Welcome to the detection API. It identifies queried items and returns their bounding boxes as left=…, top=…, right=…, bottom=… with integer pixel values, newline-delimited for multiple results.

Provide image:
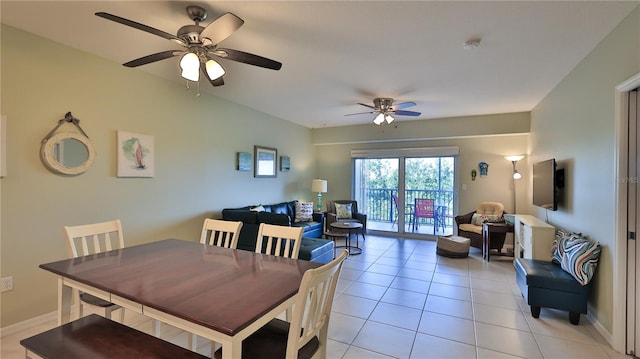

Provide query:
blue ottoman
left=515, top=258, right=590, bottom=325
left=299, top=237, right=334, bottom=264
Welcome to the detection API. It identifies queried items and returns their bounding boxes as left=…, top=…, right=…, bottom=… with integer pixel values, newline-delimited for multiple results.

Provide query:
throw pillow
left=335, top=203, right=353, bottom=219
left=470, top=213, right=502, bottom=226
left=294, top=201, right=314, bottom=223
left=558, top=235, right=601, bottom=286
left=250, top=205, right=265, bottom=212
left=551, top=229, right=581, bottom=264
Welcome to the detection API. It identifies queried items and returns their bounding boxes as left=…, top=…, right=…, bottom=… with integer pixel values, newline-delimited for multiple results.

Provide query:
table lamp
left=311, top=179, right=327, bottom=211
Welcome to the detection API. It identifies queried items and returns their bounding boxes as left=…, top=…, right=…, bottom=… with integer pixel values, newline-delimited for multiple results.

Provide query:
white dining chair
left=214, top=250, right=348, bottom=359
left=255, top=223, right=303, bottom=259
left=63, top=220, right=125, bottom=322
left=200, top=219, right=242, bottom=249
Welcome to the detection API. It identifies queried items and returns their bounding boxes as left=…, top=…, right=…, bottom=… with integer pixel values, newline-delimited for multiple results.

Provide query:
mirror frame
left=41, top=132, right=96, bottom=175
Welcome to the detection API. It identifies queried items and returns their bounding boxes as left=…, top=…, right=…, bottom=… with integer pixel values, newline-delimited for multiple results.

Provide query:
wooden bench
left=20, top=314, right=207, bottom=358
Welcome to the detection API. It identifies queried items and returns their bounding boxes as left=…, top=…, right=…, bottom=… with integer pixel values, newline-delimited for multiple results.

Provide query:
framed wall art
left=254, top=145, right=277, bottom=178
left=117, top=131, right=154, bottom=177
left=237, top=152, right=251, bottom=171
left=280, top=155, right=290, bottom=172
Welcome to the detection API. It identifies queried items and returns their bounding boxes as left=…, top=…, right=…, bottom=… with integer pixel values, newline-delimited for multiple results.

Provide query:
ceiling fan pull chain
left=197, top=81, right=201, bottom=97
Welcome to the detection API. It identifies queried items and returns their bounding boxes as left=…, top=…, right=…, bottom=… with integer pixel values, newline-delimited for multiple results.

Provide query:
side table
left=330, top=222, right=363, bottom=255
left=482, top=223, right=514, bottom=261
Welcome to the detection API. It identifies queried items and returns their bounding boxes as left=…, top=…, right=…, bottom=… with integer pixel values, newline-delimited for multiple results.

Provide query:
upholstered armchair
left=326, top=200, right=367, bottom=240
left=455, top=202, right=506, bottom=251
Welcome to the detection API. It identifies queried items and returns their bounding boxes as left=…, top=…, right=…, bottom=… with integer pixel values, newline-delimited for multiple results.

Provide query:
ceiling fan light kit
left=95, top=5, right=281, bottom=92
left=346, top=97, right=420, bottom=125
left=179, top=52, right=200, bottom=81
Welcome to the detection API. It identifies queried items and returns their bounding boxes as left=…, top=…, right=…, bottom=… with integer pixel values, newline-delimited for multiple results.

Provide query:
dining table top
left=40, top=238, right=321, bottom=336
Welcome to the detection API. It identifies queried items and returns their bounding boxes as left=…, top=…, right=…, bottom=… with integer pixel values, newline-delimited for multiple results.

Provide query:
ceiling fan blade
left=95, top=12, right=186, bottom=46
left=200, top=63, right=225, bottom=87
left=200, top=12, right=244, bottom=45
left=357, top=103, right=376, bottom=109
left=213, top=48, right=282, bottom=70
left=393, top=110, right=421, bottom=116
left=345, top=111, right=376, bottom=116
left=123, top=50, right=183, bottom=67
left=392, top=101, right=416, bottom=110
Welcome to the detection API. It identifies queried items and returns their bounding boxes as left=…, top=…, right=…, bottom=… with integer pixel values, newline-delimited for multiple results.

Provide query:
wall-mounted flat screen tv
left=533, top=158, right=561, bottom=211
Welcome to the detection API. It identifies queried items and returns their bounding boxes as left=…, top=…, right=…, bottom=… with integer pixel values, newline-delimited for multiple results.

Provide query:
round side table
left=330, top=222, right=363, bottom=255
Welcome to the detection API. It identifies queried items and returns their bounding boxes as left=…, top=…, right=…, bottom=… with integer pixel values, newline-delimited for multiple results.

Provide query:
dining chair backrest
left=255, top=223, right=303, bottom=259
left=414, top=198, right=435, bottom=219
left=200, top=219, right=243, bottom=249
left=64, top=219, right=125, bottom=258
left=286, top=250, right=348, bottom=358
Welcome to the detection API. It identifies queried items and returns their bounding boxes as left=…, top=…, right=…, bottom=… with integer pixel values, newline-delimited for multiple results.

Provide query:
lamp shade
left=205, top=59, right=225, bottom=80
left=311, top=179, right=327, bottom=193
left=385, top=114, right=395, bottom=124
left=373, top=113, right=385, bottom=125
left=179, top=52, right=200, bottom=82
left=505, top=155, right=525, bottom=162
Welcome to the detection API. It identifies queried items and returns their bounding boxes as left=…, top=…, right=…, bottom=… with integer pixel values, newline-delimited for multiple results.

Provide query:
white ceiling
left=1, top=1, right=637, bottom=128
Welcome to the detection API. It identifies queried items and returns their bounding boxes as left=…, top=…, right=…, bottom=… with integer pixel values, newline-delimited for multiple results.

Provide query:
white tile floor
left=1, top=235, right=632, bottom=358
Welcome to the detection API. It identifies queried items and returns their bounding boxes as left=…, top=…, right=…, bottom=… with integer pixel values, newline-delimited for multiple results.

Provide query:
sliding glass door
left=353, top=148, right=457, bottom=238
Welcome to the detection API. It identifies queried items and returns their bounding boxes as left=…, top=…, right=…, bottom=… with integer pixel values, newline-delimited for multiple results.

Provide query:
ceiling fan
left=95, top=5, right=282, bottom=88
left=345, top=98, right=421, bottom=125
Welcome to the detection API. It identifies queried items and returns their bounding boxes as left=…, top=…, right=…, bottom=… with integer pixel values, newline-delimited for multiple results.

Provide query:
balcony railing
left=363, top=188, right=454, bottom=234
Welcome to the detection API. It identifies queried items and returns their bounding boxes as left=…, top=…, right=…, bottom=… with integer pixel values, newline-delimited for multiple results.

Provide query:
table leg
left=58, top=278, right=72, bottom=325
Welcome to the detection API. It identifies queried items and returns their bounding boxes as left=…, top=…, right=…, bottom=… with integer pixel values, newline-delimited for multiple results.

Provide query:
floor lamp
left=505, top=155, right=524, bottom=213
left=312, top=179, right=327, bottom=212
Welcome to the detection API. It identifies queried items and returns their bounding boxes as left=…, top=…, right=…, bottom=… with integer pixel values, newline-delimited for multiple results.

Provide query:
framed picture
left=254, top=145, right=277, bottom=178
left=236, top=152, right=251, bottom=171
left=280, top=155, right=290, bottom=172
left=117, top=131, right=154, bottom=177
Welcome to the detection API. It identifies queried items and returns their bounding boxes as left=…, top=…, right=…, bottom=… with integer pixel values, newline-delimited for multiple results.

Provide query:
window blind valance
left=351, top=146, right=459, bottom=158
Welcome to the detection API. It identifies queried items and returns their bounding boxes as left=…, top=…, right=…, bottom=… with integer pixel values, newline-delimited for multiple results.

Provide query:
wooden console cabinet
left=514, top=215, right=555, bottom=261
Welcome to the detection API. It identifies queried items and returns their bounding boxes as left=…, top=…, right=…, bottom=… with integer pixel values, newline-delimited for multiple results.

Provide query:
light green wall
left=312, top=114, right=530, bottom=215
left=0, top=25, right=316, bottom=327
left=529, top=5, right=640, bottom=334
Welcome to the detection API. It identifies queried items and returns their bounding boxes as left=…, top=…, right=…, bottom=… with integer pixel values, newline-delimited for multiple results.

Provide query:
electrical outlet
left=1, top=276, right=13, bottom=292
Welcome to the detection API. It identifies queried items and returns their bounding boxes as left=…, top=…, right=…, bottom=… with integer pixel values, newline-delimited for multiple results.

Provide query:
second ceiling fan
left=346, top=98, right=421, bottom=125
left=95, top=5, right=282, bottom=87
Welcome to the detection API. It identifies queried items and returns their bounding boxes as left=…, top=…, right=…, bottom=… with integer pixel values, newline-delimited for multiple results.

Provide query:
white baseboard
left=586, top=303, right=617, bottom=352
left=0, top=310, right=57, bottom=338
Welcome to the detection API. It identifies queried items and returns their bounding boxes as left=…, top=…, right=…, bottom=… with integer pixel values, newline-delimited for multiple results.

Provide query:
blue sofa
left=221, top=201, right=334, bottom=263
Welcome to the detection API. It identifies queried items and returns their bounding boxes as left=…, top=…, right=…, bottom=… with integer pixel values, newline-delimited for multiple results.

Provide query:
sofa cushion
left=257, top=211, right=291, bottom=226
left=515, top=259, right=589, bottom=295
left=459, top=223, right=483, bottom=234
left=222, top=210, right=257, bottom=224
left=294, top=201, right=314, bottom=223
left=476, top=202, right=504, bottom=216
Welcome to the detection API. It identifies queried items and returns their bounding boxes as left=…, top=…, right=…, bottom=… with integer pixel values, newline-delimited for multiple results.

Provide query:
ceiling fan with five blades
left=345, top=98, right=421, bottom=125
left=95, top=5, right=282, bottom=88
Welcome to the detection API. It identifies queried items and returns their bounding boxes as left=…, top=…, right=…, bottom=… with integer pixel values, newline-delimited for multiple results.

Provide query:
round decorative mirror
left=41, top=132, right=96, bottom=175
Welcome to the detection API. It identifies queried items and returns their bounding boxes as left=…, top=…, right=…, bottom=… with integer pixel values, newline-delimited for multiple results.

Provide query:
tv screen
left=533, top=159, right=558, bottom=211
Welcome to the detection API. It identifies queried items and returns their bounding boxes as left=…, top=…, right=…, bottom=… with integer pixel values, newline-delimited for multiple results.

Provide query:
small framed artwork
left=237, top=152, right=251, bottom=171
left=117, top=131, right=154, bottom=177
left=254, top=145, right=277, bottom=178
left=280, top=156, right=290, bottom=172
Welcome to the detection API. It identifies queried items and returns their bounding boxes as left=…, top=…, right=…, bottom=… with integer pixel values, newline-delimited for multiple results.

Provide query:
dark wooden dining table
left=39, top=238, right=321, bottom=359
